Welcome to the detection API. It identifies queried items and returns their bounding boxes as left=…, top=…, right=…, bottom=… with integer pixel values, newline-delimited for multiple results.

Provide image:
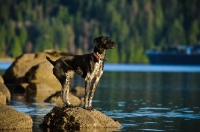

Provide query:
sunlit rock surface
left=0, top=76, right=10, bottom=105
left=40, top=106, right=121, bottom=131
left=3, top=51, right=72, bottom=92
left=0, top=104, right=32, bottom=130
left=0, top=83, right=10, bottom=105
left=0, top=75, right=4, bottom=83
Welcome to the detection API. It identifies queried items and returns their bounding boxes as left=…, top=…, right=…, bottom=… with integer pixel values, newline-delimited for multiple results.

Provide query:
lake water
left=1, top=62, right=200, bottom=131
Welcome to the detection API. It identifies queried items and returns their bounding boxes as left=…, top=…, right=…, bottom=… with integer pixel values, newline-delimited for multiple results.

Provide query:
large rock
left=40, top=106, right=121, bottom=131
left=25, top=83, right=56, bottom=103
left=44, top=91, right=81, bottom=106
left=3, top=53, right=43, bottom=84
left=24, top=62, right=61, bottom=91
left=0, top=103, right=32, bottom=130
left=2, top=51, right=72, bottom=92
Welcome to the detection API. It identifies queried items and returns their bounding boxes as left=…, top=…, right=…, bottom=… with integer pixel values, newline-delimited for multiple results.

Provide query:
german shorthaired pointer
left=46, top=36, right=116, bottom=110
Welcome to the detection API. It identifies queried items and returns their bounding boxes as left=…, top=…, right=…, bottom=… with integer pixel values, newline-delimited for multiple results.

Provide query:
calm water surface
left=1, top=64, right=200, bottom=131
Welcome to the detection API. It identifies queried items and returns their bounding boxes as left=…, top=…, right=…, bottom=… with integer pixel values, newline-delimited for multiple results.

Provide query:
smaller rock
left=0, top=104, right=32, bottom=130
left=40, top=106, right=121, bottom=131
left=0, top=83, right=11, bottom=104
left=44, top=91, right=81, bottom=106
left=0, top=92, right=6, bottom=105
left=0, top=75, right=4, bottom=83
left=70, top=86, right=85, bottom=98
left=19, top=83, right=29, bottom=90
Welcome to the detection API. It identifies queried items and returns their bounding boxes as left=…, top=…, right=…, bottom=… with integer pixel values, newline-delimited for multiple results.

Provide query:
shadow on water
left=1, top=69, right=200, bottom=131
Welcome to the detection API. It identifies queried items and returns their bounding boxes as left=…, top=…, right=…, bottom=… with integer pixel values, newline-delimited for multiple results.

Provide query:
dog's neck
left=93, top=47, right=107, bottom=61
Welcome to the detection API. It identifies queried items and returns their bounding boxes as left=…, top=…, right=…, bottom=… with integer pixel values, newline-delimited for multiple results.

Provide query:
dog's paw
left=84, top=106, right=94, bottom=111
left=65, top=104, right=75, bottom=108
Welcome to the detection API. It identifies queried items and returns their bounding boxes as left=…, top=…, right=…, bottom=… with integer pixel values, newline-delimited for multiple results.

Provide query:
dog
left=46, top=36, right=116, bottom=110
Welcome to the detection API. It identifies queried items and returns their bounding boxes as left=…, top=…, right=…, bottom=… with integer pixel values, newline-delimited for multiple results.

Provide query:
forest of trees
left=0, top=0, right=200, bottom=63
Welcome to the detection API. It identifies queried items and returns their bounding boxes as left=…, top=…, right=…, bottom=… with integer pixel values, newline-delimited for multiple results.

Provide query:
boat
left=146, top=45, right=200, bottom=65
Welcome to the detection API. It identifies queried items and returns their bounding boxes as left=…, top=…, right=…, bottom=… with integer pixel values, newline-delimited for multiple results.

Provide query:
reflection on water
left=8, top=72, right=200, bottom=131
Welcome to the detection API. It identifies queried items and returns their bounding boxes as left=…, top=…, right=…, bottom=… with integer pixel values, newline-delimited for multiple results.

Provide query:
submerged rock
left=40, top=106, right=121, bottom=131
left=0, top=104, right=32, bottom=130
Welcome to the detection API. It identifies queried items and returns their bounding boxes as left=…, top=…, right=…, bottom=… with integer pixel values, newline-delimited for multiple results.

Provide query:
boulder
left=0, top=92, right=6, bottom=105
left=2, top=51, right=72, bottom=92
left=0, top=83, right=11, bottom=104
left=40, top=106, right=121, bottom=131
left=24, top=62, right=61, bottom=91
left=3, top=53, right=41, bottom=84
left=25, top=83, right=56, bottom=103
left=0, top=103, right=32, bottom=130
left=0, top=75, right=4, bottom=83
left=44, top=91, right=81, bottom=106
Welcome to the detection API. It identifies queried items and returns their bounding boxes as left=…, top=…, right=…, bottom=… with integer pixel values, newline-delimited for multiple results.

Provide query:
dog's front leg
left=88, top=71, right=103, bottom=108
left=61, top=72, right=72, bottom=107
left=84, top=73, right=93, bottom=110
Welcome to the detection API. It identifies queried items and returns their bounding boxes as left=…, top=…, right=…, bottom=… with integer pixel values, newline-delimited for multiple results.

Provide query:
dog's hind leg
left=60, top=71, right=72, bottom=106
left=53, top=66, right=72, bottom=106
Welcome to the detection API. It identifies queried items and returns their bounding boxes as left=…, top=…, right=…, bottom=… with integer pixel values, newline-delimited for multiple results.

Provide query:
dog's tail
left=46, top=56, right=55, bottom=66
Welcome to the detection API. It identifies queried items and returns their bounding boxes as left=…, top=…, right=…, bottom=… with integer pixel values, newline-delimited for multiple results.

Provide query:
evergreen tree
left=34, top=22, right=54, bottom=52
left=19, top=27, right=28, bottom=48
left=189, top=20, right=200, bottom=45
left=0, top=0, right=200, bottom=63
left=65, top=24, right=75, bottom=53
left=0, top=25, right=6, bottom=56
left=11, top=36, right=22, bottom=58
left=106, top=34, right=119, bottom=63
left=51, top=18, right=67, bottom=51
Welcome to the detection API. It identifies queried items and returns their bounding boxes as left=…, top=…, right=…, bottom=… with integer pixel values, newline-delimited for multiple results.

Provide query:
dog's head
left=93, top=36, right=116, bottom=50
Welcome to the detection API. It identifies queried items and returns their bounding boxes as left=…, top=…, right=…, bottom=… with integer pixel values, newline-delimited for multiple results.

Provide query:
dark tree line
left=0, top=0, right=200, bottom=63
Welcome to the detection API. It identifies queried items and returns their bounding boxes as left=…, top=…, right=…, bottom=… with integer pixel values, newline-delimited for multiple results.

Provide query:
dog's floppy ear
left=101, top=36, right=107, bottom=44
left=93, top=37, right=101, bottom=48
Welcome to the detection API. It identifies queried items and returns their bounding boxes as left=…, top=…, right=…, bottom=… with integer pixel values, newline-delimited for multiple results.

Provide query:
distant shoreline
left=0, top=58, right=14, bottom=62
left=1, top=61, right=200, bottom=72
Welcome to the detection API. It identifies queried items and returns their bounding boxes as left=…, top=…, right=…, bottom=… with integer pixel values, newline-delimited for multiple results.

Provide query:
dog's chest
left=93, top=61, right=103, bottom=75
